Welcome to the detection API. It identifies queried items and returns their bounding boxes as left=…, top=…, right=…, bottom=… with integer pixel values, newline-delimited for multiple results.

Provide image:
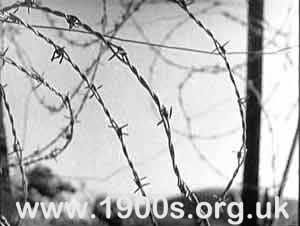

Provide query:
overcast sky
left=1, top=0, right=298, bottom=199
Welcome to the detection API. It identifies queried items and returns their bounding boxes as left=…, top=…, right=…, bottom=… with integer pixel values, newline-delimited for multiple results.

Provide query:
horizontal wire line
left=15, top=24, right=300, bottom=56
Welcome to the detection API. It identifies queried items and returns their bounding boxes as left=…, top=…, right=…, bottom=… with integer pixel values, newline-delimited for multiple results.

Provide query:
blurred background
left=0, top=0, right=298, bottom=202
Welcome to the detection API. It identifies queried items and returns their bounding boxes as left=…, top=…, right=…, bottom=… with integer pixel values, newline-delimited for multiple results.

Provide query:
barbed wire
left=0, top=1, right=278, bottom=226
left=1, top=2, right=217, bottom=225
left=0, top=5, right=160, bottom=226
left=0, top=53, right=74, bottom=166
left=7, top=23, right=298, bottom=56
left=0, top=1, right=296, bottom=226
left=0, top=83, right=26, bottom=226
left=171, top=0, right=247, bottom=204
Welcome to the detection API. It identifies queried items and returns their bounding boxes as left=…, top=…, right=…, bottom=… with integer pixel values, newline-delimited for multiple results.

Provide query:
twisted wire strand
left=0, top=9, right=159, bottom=226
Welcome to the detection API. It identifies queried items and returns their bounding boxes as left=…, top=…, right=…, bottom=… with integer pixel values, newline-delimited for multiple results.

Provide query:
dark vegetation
left=0, top=1, right=298, bottom=226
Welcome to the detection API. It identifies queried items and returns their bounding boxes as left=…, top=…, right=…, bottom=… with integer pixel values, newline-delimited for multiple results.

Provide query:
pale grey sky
left=2, top=0, right=298, bottom=199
